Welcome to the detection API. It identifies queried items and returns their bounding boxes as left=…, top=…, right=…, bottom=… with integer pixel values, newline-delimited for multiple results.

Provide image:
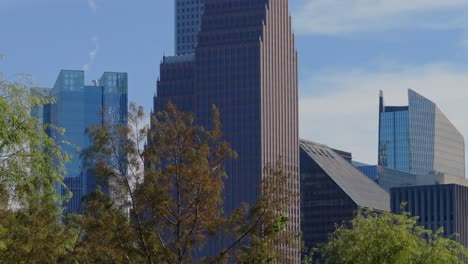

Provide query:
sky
left=1, top=0, right=468, bottom=169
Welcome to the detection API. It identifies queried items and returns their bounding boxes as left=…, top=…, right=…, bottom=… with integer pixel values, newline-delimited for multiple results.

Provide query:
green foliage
left=0, top=74, right=75, bottom=263
left=80, top=103, right=299, bottom=263
left=0, top=70, right=298, bottom=263
left=309, top=209, right=468, bottom=264
left=221, top=162, right=300, bottom=264
left=65, top=188, right=146, bottom=263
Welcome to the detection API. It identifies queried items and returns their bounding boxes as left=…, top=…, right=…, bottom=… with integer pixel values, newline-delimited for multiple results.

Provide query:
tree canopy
left=0, top=73, right=298, bottom=263
left=77, top=102, right=299, bottom=263
left=0, top=73, right=77, bottom=262
left=306, top=209, right=468, bottom=264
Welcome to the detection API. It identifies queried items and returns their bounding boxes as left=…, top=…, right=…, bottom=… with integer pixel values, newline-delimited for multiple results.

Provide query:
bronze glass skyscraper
left=154, top=1, right=299, bottom=261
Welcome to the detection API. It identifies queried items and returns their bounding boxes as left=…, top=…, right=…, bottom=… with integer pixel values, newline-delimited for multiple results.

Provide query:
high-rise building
left=391, top=184, right=468, bottom=249
left=155, top=0, right=300, bottom=261
left=34, top=70, right=128, bottom=213
left=300, top=140, right=390, bottom=252
left=379, top=89, right=465, bottom=178
left=174, top=0, right=204, bottom=55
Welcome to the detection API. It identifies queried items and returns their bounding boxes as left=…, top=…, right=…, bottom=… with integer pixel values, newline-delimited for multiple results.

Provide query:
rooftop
left=300, top=139, right=390, bottom=211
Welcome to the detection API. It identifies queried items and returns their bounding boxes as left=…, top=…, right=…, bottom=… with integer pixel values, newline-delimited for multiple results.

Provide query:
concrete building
left=392, top=184, right=468, bottom=249
left=355, top=164, right=468, bottom=192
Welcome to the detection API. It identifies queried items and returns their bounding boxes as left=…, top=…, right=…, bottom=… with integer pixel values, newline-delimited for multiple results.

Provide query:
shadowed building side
left=152, top=0, right=300, bottom=262
left=300, top=139, right=390, bottom=251
left=391, top=184, right=468, bottom=251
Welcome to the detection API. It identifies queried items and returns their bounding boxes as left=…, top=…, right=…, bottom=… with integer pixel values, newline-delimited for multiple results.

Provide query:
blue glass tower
left=36, top=70, right=128, bottom=213
left=378, top=91, right=410, bottom=172
left=378, top=89, right=465, bottom=178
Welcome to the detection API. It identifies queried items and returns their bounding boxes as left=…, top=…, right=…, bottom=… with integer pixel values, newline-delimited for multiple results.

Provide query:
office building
left=379, top=167, right=468, bottom=192
left=354, top=163, right=468, bottom=192
left=175, top=0, right=204, bottom=55
left=379, top=89, right=465, bottom=178
left=354, top=163, right=379, bottom=182
left=34, top=70, right=128, bottom=213
left=154, top=0, right=300, bottom=261
left=300, top=140, right=390, bottom=251
left=391, top=184, right=468, bottom=249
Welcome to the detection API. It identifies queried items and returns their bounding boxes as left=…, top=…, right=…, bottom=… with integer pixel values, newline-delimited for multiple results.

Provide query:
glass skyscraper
left=35, top=70, right=128, bottom=213
left=174, top=0, right=204, bottom=55
left=154, top=0, right=300, bottom=261
left=378, top=89, right=465, bottom=178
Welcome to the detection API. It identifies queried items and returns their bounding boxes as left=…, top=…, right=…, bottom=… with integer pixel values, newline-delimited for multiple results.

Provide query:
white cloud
left=87, top=0, right=97, bottom=14
left=82, top=36, right=99, bottom=73
left=292, top=0, right=468, bottom=35
left=299, top=63, right=468, bottom=173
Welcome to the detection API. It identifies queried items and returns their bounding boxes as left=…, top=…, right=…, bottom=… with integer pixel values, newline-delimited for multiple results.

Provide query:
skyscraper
left=154, top=0, right=300, bottom=261
left=174, top=0, right=204, bottom=55
left=35, top=70, right=128, bottom=213
left=379, top=89, right=465, bottom=178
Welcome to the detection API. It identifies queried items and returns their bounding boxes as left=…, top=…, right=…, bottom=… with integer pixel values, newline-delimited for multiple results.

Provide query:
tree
left=80, top=102, right=299, bottom=263
left=0, top=71, right=78, bottom=263
left=216, top=163, right=299, bottom=264
left=64, top=188, right=145, bottom=264
left=310, top=209, right=468, bottom=264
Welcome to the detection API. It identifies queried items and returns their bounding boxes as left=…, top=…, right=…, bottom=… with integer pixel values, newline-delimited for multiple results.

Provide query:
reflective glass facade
left=154, top=0, right=300, bottom=261
left=379, top=109, right=410, bottom=172
left=36, top=70, right=128, bottom=213
left=379, top=89, right=465, bottom=178
left=408, top=90, right=436, bottom=175
left=356, top=165, right=379, bottom=182
left=175, top=0, right=204, bottom=55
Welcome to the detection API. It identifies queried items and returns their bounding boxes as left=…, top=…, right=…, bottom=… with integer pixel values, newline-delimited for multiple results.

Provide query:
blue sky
left=2, top=0, right=468, bottom=168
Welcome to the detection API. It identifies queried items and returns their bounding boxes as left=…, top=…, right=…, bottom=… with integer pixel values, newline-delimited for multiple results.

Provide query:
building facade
left=391, top=184, right=468, bottom=249
left=379, top=89, right=465, bottom=178
left=355, top=164, right=379, bottom=182
left=35, top=70, right=128, bottom=213
left=300, top=140, right=390, bottom=252
left=155, top=0, right=300, bottom=261
left=354, top=162, right=468, bottom=192
left=174, top=0, right=204, bottom=55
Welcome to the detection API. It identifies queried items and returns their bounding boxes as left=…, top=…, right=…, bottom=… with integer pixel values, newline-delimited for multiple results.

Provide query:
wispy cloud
left=82, top=36, right=99, bottom=73
left=87, top=0, right=97, bottom=14
left=299, top=63, right=468, bottom=171
left=292, top=0, right=468, bottom=35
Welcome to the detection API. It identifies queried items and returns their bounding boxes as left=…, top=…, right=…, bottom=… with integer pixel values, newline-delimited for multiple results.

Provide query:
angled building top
left=300, top=139, right=390, bottom=211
